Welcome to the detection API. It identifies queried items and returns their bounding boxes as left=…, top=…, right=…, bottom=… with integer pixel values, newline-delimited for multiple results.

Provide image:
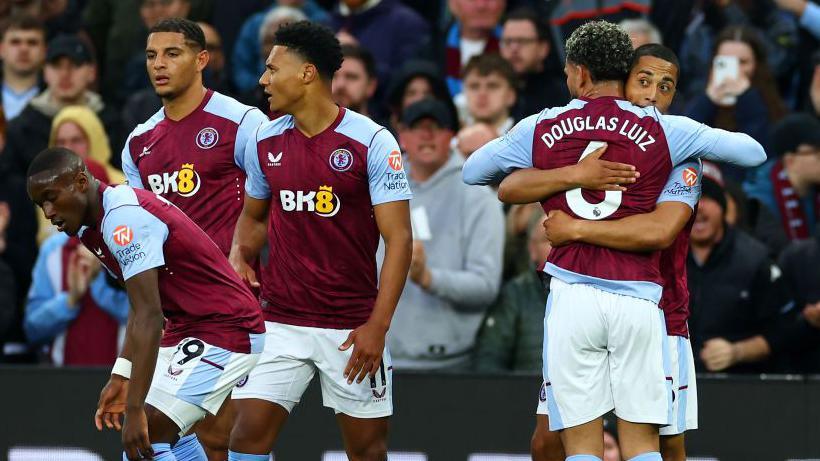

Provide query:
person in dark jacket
left=329, top=0, right=430, bottom=101
left=500, top=7, right=569, bottom=121
left=688, top=171, right=794, bottom=374
left=474, top=213, right=549, bottom=372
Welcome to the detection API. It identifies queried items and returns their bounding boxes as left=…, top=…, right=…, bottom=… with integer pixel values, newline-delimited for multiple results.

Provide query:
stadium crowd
left=0, top=0, right=819, bottom=380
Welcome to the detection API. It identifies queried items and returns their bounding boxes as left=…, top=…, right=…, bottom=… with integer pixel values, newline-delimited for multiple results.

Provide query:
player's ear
left=196, top=48, right=209, bottom=72
left=301, top=63, right=317, bottom=84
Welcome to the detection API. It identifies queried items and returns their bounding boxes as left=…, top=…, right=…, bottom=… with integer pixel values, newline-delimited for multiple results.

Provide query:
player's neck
left=581, top=81, right=624, bottom=99
left=85, top=179, right=102, bottom=227
left=163, top=85, right=207, bottom=121
left=290, top=97, right=340, bottom=138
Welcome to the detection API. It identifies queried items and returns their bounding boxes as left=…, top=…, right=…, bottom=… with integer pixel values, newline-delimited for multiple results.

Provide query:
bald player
left=27, top=148, right=265, bottom=461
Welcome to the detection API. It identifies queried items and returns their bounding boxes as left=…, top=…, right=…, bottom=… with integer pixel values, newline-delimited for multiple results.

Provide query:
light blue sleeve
left=23, top=237, right=79, bottom=344
left=101, top=206, right=168, bottom=281
left=241, top=125, right=271, bottom=199
left=657, top=160, right=702, bottom=210
left=659, top=114, right=767, bottom=167
left=234, top=108, right=269, bottom=170
left=800, top=1, right=820, bottom=39
left=120, top=134, right=144, bottom=189
left=462, top=114, right=537, bottom=185
left=367, top=128, right=413, bottom=205
left=88, top=274, right=130, bottom=324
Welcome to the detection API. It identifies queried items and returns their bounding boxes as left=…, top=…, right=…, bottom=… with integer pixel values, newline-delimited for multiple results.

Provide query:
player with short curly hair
left=465, top=20, right=766, bottom=461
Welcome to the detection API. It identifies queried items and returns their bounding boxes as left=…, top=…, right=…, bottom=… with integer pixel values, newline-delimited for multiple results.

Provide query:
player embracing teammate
left=464, top=21, right=766, bottom=461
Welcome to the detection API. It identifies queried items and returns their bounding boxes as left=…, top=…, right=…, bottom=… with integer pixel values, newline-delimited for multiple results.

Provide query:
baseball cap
left=401, top=98, right=455, bottom=131
left=46, top=35, right=93, bottom=65
left=769, top=113, right=820, bottom=158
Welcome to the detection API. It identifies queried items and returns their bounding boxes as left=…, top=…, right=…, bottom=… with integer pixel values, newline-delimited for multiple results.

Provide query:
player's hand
left=542, top=210, right=581, bottom=247
left=339, top=320, right=388, bottom=385
left=229, top=253, right=260, bottom=288
left=95, top=375, right=128, bottom=431
left=802, top=302, right=820, bottom=329
left=122, top=406, right=152, bottom=460
left=569, top=144, right=638, bottom=192
left=700, top=338, right=737, bottom=371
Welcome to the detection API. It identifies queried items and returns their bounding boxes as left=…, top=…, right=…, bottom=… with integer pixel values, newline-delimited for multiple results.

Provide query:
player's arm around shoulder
left=660, top=113, right=767, bottom=167
left=462, top=114, right=538, bottom=186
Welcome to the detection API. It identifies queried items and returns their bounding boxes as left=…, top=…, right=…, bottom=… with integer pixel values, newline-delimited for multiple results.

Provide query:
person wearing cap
left=744, top=113, right=820, bottom=241
left=379, top=97, right=504, bottom=370
left=2, top=34, right=124, bottom=181
left=687, top=166, right=794, bottom=373
left=385, top=59, right=458, bottom=135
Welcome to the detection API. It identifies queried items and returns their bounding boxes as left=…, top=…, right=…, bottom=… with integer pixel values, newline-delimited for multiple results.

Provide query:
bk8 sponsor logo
left=280, top=185, right=340, bottom=217
left=147, top=163, right=201, bottom=197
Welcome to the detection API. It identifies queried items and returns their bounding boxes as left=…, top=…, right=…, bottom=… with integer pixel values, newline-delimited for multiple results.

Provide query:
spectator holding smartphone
left=685, top=25, right=787, bottom=180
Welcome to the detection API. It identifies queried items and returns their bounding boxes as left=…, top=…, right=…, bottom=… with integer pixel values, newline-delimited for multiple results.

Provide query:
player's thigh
left=231, top=322, right=317, bottom=412
left=543, top=279, right=610, bottom=431
left=314, top=327, right=393, bottom=419
left=147, top=338, right=260, bottom=437
left=660, top=433, right=686, bottom=461
left=531, top=414, right=564, bottom=461
left=607, top=298, right=671, bottom=426
left=560, top=417, right=604, bottom=458
left=193, top=397, right=234, bottom=453
left=230, top=397, right=290, bottom=453
left=335, top=413, right=389, bottom=458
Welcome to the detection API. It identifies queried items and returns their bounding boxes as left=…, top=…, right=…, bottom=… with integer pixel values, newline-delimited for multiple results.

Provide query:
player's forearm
left=370, top=229, right=412, bottom=330
left=230, top=213, right=268, bottom=263
left=497, top=167, right=578, bottom=204
left=125, top=307, right=162, bottom=411
left=732, top=335, right=771, bottom=364
left=573, top=216, right=677, bottom=251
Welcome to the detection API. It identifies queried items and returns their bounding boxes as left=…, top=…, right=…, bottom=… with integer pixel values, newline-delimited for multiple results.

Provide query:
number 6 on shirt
left=565, top=141, right=622, bottom=220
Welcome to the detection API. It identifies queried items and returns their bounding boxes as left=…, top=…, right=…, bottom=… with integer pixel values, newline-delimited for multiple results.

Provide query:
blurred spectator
left=208, top=0, right=271, bottom=75
left=1, top=15, right=46, bottom=121
left=685, top=25, right=787, bottom=180
left=460, top=55, right=516, bottom=129
left=2, top=34, right=124, bottom=179
left=744, top=114, right=820, bottom=242
left=500, top=8, right=568, bottom=121
left=197, top=22, right=231, bottom=94
left=385, top=59, right=458, bottom=134
left=329, top=0, right=430, bottom=102
left=810, top=51, right=820, bottom=116
left=231, top=2, right=322, bottom=94
left=332, top=44, right=379, bottom=120
left=6, top=0, right=82, bottom=39
left=723, top=177, right=789, bottom=259
left=678, top=1, right=799, bottom=104
left=36, top=105, right=126, bottom=243
left=619, top=17, right=662, bottom=48
left=431, top=0, right=504, bottom=98
left=688, top=172, right=793, bottom=373
left=775, top=0, right=820, bottom=39
left=777, top=223, right=820, bottom=372
left=385, top=98, right=504, bottom=369
left=24, top=235, right=128, bottom=366
left=473, top=213, right=548, bottom=372
left=0, top=202, right=17, bottom=361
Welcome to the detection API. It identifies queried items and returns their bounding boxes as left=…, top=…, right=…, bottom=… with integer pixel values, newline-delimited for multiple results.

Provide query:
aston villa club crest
left=196, top=127, right=219, bottom=149
left=329, top=148, right=353, bottom=172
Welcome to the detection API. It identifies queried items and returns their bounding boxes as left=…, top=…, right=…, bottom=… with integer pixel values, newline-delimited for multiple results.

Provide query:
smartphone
left=712, top=55, right=740, bottom=105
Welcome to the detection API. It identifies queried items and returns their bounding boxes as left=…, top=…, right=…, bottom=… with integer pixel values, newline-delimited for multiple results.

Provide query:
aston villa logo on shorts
left=682, top=167, right=698, bottom=187
left=196, top=127, right=219, bottom=149
left=329, top=148, right=353, bottom=172
left=235, top=375, right=249, bottom=388
left=112, top=225, right=133, bottom=246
